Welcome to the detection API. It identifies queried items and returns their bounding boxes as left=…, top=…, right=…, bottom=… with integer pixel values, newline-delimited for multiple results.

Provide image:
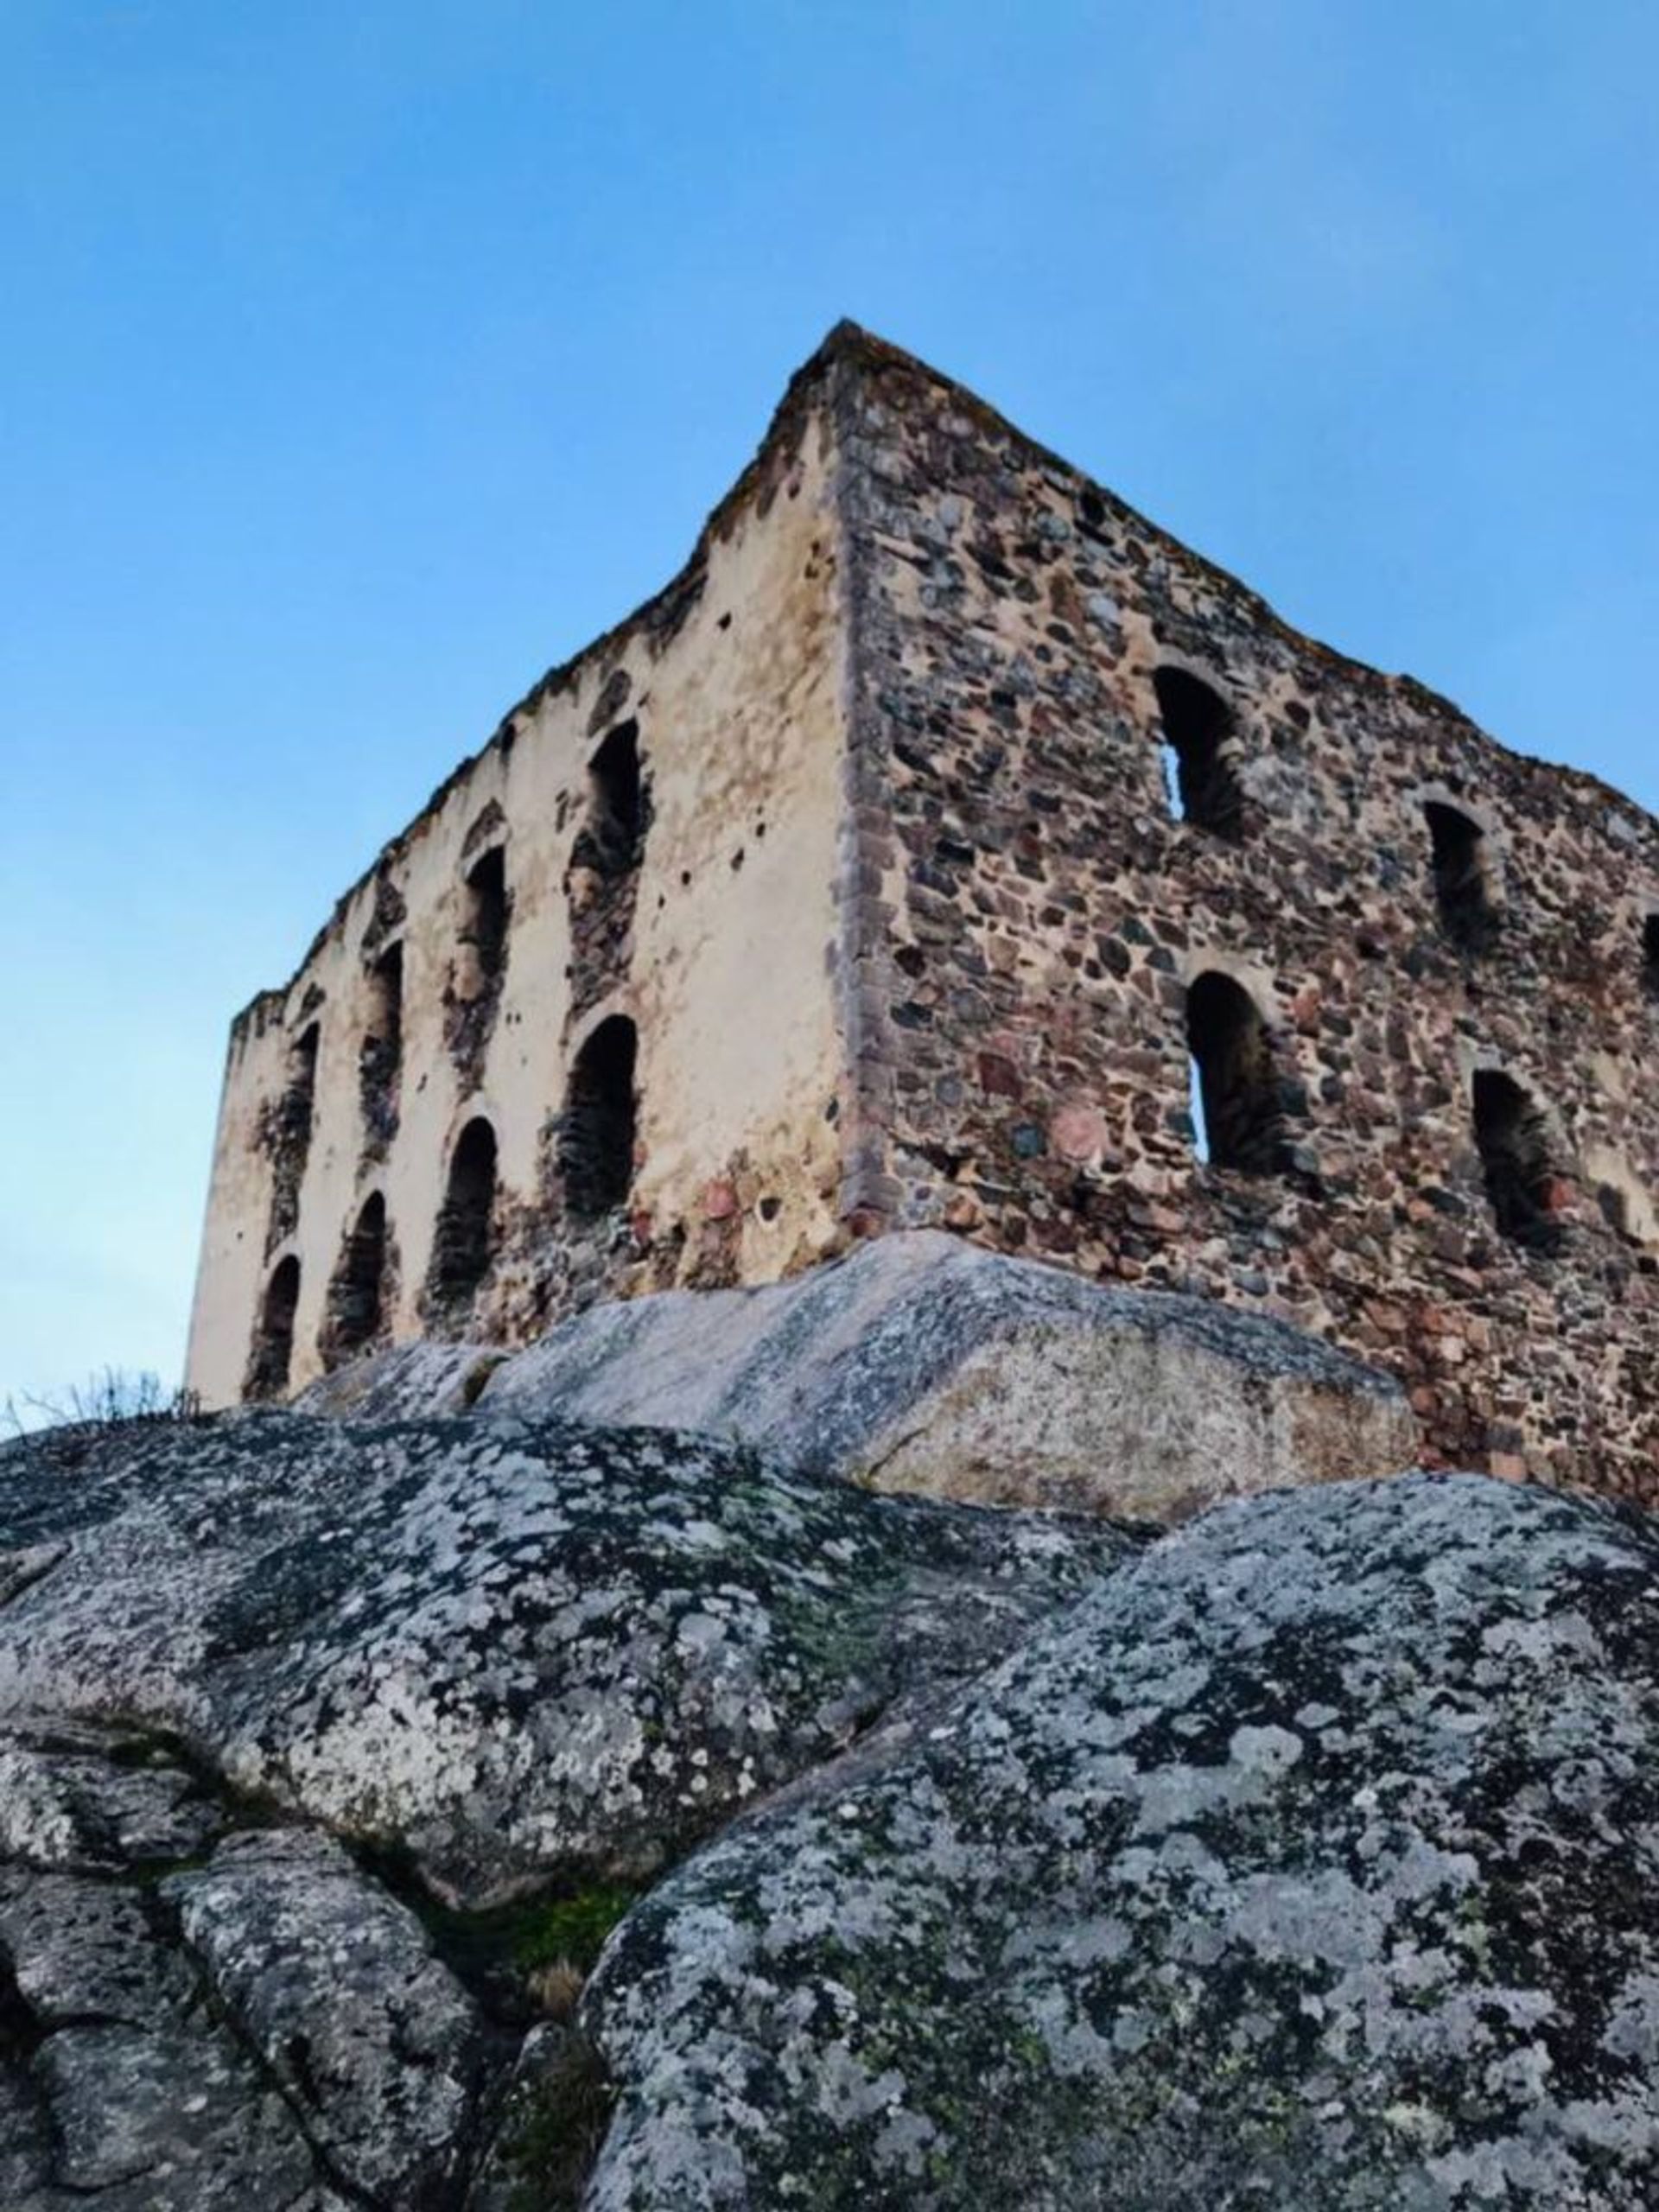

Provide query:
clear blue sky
left=3, top=2, right=1656, bottom=1407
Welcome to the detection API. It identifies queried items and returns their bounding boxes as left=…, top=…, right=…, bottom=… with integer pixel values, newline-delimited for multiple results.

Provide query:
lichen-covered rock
left=0, top=1412, right=1132, bottom=1903
left=0, top=1872, right=196, bottom=2025
left=0, top=1408, right=1131, bottom=2208
left=468, top=1231, right=1415, bottom=1521
left=0, top=1719, right=226, bottom=1872
left=296, top=1340, right=500, bottom=1423
left=0, top=1724, right=341, bottom=2211
left=35, top=2021, right=320, bottom=2208
left=0, top=2069, right=51, bottom=2208
left=162, top=1829, right=489, bottom=2205
left=6, top=1389, right=1655, bottom=2209
left=582, top=1473, right=1659, bottom=2209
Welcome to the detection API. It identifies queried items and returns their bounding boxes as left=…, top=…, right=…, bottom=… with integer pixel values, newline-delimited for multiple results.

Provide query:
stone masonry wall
left=833, top=337, right=1659, bottom=1502
left=190, top=323, right=1659, bottom=1500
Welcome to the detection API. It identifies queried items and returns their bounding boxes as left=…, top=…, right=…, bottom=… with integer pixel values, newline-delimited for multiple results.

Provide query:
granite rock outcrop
left=2, top=1291, right=1653, bottom=2207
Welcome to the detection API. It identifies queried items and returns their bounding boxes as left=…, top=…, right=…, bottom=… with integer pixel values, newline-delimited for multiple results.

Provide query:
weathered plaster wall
left=834, top=338, right=1659, bottom=1500
left=187, top=376, right=849, bottom=1408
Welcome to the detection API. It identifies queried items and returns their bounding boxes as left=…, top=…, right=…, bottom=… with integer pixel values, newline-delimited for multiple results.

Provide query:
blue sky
left=3, top=2, right=1656, bottom=1406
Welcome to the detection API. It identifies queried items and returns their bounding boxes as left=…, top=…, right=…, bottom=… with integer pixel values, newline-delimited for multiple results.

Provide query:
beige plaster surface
left=188, top=397, right=849, bottom=1407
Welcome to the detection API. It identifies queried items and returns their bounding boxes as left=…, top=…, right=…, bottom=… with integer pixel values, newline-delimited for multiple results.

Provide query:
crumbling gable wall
left=830, top=335, right=1659, bottom=1499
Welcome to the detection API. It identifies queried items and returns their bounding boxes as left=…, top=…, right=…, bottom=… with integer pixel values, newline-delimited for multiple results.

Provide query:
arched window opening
left=461, top=848, right=508, bottom=984
left=446, top=843, right=510, bottom=1082
left=359, top=944, right=404, bottom=1141
left=1185, top=972, right=1287, bottom=1175
left=585, top=721, right=645, bottom=876
left=322, top=1193, right=388, bottom=1366
left=560, top=1016, right=639, bottom=1220
left=1643, top=912, right=1659, bottom=997
left=1472, top=1070, right=1561, bottom=1252
left=429, top=1119, right=498, bottom=1304
left=1425, top=803, right=1497, bottom=950
left=1153, top=668, right=1245, bottom=841
left=246, top=1256, right=301, bottom=1402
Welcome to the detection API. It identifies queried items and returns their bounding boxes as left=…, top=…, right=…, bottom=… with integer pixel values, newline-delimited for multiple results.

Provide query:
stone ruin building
left=187, top=322, right=1659, bottom=1502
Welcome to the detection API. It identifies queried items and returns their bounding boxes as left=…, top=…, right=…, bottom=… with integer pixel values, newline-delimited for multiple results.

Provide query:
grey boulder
left=461, top=1231, right=1414, bottom=1522
left=162, top=1828, right=488, bottom=2204
left=296, top=1339, right=500, bottom=1422
left=0, top=1724, right=353, bottom=2212
left=581, top=1472, right=1659, bottom=2210
left=0, top=1412, right=1132, bottom=1904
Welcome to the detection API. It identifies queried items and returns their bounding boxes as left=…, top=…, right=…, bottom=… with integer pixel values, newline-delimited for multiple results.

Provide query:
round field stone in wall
left=1051, top=1105, right=1109, bottom=1165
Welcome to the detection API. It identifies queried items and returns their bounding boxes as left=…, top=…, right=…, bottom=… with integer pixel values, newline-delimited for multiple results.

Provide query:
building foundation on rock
left=187, top=324, right=1659, bottom=1503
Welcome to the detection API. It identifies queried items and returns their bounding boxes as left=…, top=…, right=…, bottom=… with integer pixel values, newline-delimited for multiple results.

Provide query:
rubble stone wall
left=836, top=340, right=1659, bottom=1498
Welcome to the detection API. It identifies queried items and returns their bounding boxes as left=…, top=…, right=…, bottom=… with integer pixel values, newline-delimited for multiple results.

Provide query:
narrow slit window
left=1424, top=803, right=1497, bottom=950
left=586, top=721, right=645, bottom=876
left=1153, top=668, right=1245, bottom=841
left=323, top=1193, right=388, bottom=1364
left=265, top=1020, right=321, bottom=1252
left=560, top=1015, right=639, bottom=1220
left=1643, top=912, right=1659, bottom=997
left=1160, top=742, right=1185, bottom=821
left=462, top=848, right=508, bottom=982
left=1472, top=1070, right=1561, bottom=1252
left=359, top=944, right=404, bottom=1139
left=1186, top=1052, right=1211, bottom=1165
left=246, top=1255, right=301, bottom=1402
left=365, top=944, right=403, bottom=1066
left=1185, top=971, right=1286, bottom=1174
left=429, top=1118, right=498, bottom=1303
left=283, top=1022, right=320, bottom=1141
